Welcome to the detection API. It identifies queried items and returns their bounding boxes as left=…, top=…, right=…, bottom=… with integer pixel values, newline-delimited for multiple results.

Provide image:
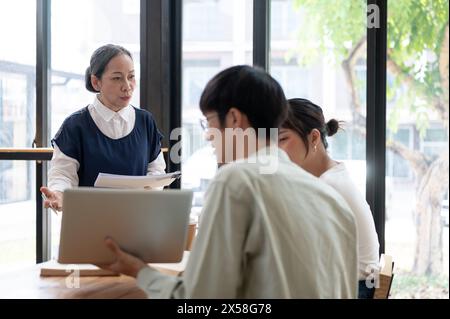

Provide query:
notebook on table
left=39, top=260, right=118, bottom=277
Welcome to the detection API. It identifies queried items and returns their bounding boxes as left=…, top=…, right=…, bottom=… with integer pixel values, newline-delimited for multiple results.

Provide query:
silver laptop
left=58, top=188, right=193, bottom=264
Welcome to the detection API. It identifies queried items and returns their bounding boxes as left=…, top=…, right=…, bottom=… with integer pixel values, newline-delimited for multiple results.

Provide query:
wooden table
left=0, top=264, right=145, bottom=299
left=0, top=253, right=188, bottom=299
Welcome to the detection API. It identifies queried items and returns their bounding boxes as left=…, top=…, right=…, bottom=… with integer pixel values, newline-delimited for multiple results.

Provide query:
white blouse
left=48, top=95, right=166, bottom=192
left=320, top=162, right=380, bottom=280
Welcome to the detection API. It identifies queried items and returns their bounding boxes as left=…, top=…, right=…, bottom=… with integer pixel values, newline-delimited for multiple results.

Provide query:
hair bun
left=326, top=119, right=340, bottom=136
left=85, top=66, right=98, bottom=93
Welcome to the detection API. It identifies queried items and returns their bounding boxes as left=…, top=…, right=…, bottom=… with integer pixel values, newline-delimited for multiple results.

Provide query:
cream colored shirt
left=48, top=95, right=166, bottom=192
left=137, top=147, right=358, bottom=298
left=320, top=163, right=380, bottom=280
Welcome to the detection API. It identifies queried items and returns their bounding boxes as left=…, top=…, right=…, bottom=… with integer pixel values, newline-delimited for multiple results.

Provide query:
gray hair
left=85, top=44, right=133, bottom=93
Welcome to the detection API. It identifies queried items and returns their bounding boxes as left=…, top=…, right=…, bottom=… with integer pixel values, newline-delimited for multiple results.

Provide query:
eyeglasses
left=199, top=114, right=220, bottom=131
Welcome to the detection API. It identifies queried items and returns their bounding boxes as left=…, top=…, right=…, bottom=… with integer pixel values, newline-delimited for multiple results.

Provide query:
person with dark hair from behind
left=278, top=98, right=380, bottom=299
left=98, top=65, right=358, bottom=298
left=40, top=44, right=165, bottom=210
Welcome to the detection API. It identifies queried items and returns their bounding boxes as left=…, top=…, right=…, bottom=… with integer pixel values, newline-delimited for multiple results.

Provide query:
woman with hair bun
left=278, top=98, right=379, bottom=299
left=40, top=44, right=165, bottom=211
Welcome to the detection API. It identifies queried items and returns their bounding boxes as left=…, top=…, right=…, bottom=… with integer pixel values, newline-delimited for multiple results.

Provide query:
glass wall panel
left=270, top=0, right=367, bottom=192
left=0, top=0, right=36, bottom=272
left=385, top=0, right=449, bottom=298
left=181, top=0, right=253, bottom=219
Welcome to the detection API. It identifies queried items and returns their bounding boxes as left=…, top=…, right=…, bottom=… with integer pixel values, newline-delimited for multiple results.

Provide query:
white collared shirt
left=137, top=147, right=358, bottom=298
left=48, top=95, right=166, bottom=192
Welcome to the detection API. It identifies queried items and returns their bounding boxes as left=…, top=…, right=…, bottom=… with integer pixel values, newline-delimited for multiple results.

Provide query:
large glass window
left=181, top=0, right=253, bottom=218
left=0, top=162, right=36, bottom=272
left=0, top=0, right=36, bottom=153
left=270, top=0, right=367, bottom=192
left=0, top=0, right=36, bottom=271
left=385, top=0, right=449, bottom=298
left=50, top=0, right=140, bottom=258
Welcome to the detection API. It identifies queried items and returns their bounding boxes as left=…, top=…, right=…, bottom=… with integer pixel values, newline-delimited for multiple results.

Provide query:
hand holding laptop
left=96, top=237, right=148, bottom=278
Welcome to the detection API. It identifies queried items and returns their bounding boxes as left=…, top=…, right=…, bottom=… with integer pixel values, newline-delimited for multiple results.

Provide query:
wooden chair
left=373, top=254, right=395, bottom=299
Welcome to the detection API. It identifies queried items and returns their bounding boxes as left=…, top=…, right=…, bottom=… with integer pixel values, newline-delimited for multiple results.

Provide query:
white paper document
left=94, top=171, right=181, bottom=189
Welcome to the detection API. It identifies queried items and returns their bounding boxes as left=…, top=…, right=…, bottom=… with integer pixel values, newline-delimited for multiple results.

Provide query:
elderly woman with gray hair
left=41, top=44, right=166, bottom=211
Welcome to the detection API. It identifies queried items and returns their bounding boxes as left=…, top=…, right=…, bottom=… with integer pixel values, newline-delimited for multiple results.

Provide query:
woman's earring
left=314, top=144, right=317, bottom=152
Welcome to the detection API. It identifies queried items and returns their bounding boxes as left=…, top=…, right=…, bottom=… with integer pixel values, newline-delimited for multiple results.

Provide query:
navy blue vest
left=52, top=106, right=163, bottom=187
